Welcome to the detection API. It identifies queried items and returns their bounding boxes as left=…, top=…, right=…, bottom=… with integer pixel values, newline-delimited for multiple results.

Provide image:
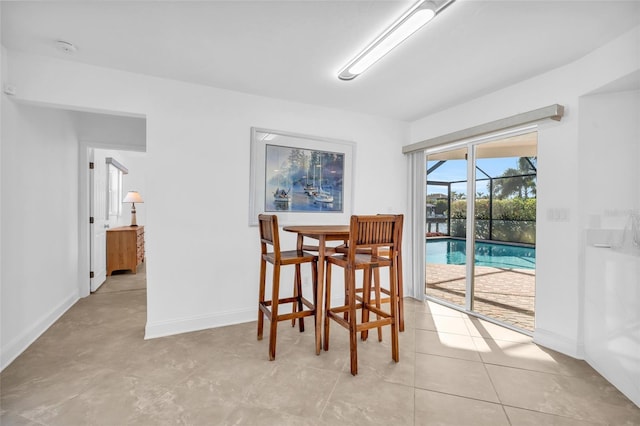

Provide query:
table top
left=107, top=225, right=144, bottom=232
left=283, top=225, right=350, bottom=237
left=283, top=225, right=350, bottom=254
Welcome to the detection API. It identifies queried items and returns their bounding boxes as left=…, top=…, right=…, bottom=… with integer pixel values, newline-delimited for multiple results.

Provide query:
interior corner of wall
left=1, top=291, right=78, bottom=372
left=533, top=327, right=583, bottom=359
left=144, top=307, right=256, bottom=340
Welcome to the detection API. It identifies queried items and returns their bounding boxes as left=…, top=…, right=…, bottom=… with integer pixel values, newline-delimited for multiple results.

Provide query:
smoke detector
left=56, top=40, right=78, bottom=53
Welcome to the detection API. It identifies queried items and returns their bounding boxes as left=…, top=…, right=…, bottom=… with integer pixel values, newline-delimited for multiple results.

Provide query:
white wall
left=0, top=42, right=4, bottom=369
left=143, top=85, right=407, bottom=338
left=0, top=44, right=5, bottom=366
left=579, top=89, right=640, bottom=406
left=579, top=89, right=640, bottom=231
left=0, top=100, right=148, bottom=369
left=410, top=25, right=640, bottom=358
left=2, top=50, right=408, bottom=342
left=73, top=111, right=146, bottom=152
left=0, top=98, right=80, bottom=370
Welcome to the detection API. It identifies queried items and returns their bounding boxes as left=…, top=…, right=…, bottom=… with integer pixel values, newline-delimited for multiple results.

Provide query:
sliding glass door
left=425, top=132, right=537, bottom=332
left=425, top=147, right=467, bottom=310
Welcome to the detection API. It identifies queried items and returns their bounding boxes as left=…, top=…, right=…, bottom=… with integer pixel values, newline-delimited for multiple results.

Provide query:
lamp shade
left=123, top=191, right=144, bottom=203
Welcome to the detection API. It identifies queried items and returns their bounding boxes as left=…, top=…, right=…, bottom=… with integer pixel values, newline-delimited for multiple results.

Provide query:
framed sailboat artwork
left=249, top=127, right=355, bottom=226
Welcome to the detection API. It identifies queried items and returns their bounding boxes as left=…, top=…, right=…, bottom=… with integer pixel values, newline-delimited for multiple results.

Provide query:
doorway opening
left=89, top=148, right=147, bottom=294
left=425, top=130, right=537, bottom=333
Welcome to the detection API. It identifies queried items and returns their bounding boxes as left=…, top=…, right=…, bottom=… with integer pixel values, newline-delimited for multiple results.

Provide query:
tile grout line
left=478, top=344, right=512, bottom=425
left=499, top=403, right=607, bottom=426
left=414, top=386, right=506, bottom=407
left=317, top=369, right=342, bottom=421
left=464, top=314, right=513, bottom=425
left=415, top=350, right=485, bottom=364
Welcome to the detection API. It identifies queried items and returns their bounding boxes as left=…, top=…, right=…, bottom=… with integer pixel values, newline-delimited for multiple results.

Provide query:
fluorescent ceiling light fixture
left=338, top=0, right=454, bottom=81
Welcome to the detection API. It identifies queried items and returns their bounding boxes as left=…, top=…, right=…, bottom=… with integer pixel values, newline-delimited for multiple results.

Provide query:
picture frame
left=249, top=127, right=355, bottom=226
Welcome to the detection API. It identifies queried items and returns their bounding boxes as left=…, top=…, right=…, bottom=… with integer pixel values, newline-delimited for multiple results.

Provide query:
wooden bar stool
left=336, top=214, right=405, bottom=339
left=361, top=214, right=404, bottom=340
left=323, top=214, right=402, bottom=375
left=257, top=214, right=318, bottom=360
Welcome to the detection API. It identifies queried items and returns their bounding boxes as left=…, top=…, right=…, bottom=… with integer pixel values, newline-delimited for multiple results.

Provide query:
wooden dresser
left=106, top=226, right=145, bottom=275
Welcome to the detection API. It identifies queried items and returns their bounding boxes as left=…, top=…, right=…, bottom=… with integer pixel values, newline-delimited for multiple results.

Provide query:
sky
left=427, top=157, right=529, bottom=196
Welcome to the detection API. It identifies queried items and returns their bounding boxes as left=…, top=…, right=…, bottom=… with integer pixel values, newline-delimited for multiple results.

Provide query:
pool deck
left=426, top=263, right=535, bottom=331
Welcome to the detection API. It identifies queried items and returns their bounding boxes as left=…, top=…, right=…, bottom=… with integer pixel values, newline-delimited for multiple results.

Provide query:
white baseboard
left=144, top=306, right=257, bottom=339
left=1, top=292, right=78, bottom=371
left=533, top=328, right=583, bottom=359
left=144, top=295, right=356, bottom=340
left=584, top=352, right=640, bottom=407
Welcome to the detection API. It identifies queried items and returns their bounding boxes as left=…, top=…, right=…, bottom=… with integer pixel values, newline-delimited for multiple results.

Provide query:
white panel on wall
left=579, top=88, right=640, bottom=406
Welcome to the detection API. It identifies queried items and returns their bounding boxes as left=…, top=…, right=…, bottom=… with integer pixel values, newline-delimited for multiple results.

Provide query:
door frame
left=422, top=125, right=538, bottom=335
left=78, top=141, right=145, bottom=298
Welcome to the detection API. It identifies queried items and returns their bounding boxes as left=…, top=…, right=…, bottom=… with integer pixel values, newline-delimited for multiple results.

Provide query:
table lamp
left=123, top=191, right=144, bottom=226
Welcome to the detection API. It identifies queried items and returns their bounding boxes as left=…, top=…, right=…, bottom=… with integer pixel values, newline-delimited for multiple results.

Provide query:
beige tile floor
left=2, top=266, right=639, bottom=425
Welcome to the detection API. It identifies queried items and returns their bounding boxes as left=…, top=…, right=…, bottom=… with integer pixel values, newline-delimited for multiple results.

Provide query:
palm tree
left=492, top=157, right=536, bottom=199
left=493, top=168, right=524, bottom=199
left=450, top=190, right=465, bottom=201
left=519, top=157, right=537, bottom=198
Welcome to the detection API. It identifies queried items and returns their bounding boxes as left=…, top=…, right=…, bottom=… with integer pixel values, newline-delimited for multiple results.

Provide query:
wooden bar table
left=283, top=225, right=350, bottom=355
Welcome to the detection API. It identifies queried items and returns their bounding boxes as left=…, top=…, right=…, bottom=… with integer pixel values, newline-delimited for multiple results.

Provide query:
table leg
left=292, top=235, right=305, bottom=328
left=315, top=236, right=326, bottom=355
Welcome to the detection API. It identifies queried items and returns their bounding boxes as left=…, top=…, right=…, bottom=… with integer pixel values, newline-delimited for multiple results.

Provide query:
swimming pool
left=426, top=238, right=535, bottom=269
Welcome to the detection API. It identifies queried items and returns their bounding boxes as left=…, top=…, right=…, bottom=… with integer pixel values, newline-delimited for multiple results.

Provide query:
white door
left=90, top=151, right=109, bottom=292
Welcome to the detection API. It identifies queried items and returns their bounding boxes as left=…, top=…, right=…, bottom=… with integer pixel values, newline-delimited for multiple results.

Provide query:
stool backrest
left=395, top=214, right=404, bottom=251
left=258, top=214, right=281, bottom=260
left=346, top=214, right=402, bottom=260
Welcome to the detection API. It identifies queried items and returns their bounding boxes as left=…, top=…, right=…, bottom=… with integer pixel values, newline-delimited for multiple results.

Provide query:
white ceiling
left=2, top=1, right=639, bottom=121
